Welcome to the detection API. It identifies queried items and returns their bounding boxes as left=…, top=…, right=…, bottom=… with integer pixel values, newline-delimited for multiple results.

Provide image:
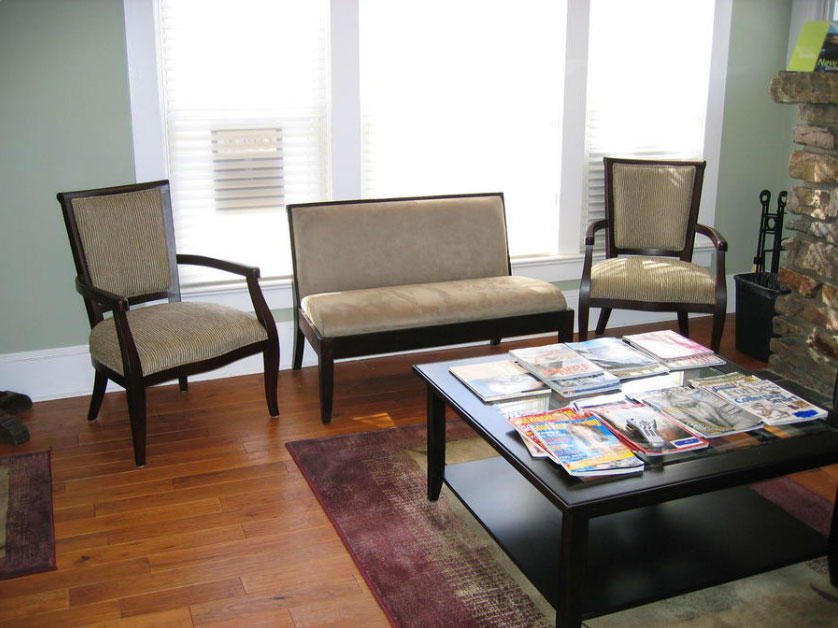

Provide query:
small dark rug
left=0, top=451, right=56, bottom=580
left=288, top=422, right=838, bottom=628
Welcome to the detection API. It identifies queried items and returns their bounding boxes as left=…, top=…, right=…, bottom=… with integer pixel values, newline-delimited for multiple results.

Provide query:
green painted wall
left=716, top=0, right=797, bottom=275
left=0, top=0, right=797, bottom=355
left=0, top=0, right=135, bottom=353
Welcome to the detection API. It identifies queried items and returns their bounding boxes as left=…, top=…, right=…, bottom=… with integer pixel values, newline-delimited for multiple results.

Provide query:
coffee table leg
left=427, top=387, right=446, bottom=501
left=556, top=512, right=588, bottom=628
left=829, top=481, right=838, bottom=585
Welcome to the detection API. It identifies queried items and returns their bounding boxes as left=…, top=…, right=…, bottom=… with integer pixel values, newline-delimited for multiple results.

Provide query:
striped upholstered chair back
left=604, top=158, right=705, bottom=260
left=60, top=181, right=180, bottom=325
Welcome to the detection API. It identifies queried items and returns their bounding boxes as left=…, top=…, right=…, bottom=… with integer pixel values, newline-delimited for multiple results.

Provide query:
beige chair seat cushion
left=590, top=256, right=715, bottom=304
left=302, top=275, right=568, bottom=338
left=90, top=302, right=268, bottom=376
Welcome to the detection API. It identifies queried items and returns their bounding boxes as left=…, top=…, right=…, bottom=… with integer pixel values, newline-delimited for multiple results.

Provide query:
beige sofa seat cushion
left=90, top=302, right=268, bottom=376
left=590, top=256, right=715, bottom=304
left=302, top=275, right=568, bottom=338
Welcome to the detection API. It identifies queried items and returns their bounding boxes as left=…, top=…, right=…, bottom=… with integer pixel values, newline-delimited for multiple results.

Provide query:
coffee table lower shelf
left=444, top=456, right=827, bottom=621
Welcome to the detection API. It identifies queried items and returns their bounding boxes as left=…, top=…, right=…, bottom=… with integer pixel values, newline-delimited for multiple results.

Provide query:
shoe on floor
left=0, top=391, right=32, bottom=414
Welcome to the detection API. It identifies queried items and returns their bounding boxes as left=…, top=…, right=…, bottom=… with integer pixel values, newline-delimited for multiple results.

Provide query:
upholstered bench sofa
left=286, top=193, right=574, bottom=423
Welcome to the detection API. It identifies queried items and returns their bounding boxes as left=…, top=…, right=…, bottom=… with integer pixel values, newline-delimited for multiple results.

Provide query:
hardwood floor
left=1, top=314, right=835, bottom=627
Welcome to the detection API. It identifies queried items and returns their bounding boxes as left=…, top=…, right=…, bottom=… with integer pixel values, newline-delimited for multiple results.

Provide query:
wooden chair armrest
left=585, top=219, right=609, bottom=246
left=75, top=277, right=128, bottom=312
left=176, top=254, right=260, bottom=280
left=695, top=223, right=728, bottom=252
left=177, top=254, right=278, bottom=342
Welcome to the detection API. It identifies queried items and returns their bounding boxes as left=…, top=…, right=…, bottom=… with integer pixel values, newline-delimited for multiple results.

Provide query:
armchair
left=578, top=158, right=727, bottom=351
left=57, top=180, right=279, bottom=466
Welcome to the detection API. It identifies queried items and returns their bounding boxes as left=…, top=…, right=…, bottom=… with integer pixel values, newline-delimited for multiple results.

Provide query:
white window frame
left=123, top=0, right=731, bottom=298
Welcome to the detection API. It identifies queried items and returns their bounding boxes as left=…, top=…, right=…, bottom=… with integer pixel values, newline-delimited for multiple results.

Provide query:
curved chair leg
left=710, top=308, right=725, bottom=353
left=178, top=376, right=188, bottom=392
left=292, top=327, right=305, bottom=370
left=677, top=312, right=690, bottom=338
left=595, top=308, right=612, bottom=336
left=318, top=342, right=335, bottom=425
left=125, top=385, right=147, bottom=467
left=263, top=342, right=279, bottom=417
left=88, top=371, right=108, bottom=422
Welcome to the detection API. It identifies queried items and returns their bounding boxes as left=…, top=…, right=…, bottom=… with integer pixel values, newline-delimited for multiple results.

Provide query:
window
left=582, top=0, right=716, bottom=249
left=359, top=0, right=566, bottom=258
left=210, top=126, right=285, bottom=212
left=156, top=0, right=329, bottom=284
left=126, top=0, right=728, bottom=287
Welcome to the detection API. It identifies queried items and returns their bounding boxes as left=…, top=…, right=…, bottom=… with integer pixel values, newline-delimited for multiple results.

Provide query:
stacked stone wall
left=768, top=72, right=838, bottom=398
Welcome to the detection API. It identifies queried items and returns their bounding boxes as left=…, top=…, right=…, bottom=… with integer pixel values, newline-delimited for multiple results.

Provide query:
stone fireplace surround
left=768, top=71, right=838, bottom=401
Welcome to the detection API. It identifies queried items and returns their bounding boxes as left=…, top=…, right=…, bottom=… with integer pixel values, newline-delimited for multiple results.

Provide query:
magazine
left=567, top=337, right=669, bottom=380
left=506, top=414, right=553, bottom=458
left=509, top=408, right=644, bottom=477
left=589, top=401, right=708, bottom=455
left=690, top=372, right=828, bottom=425
left=656, top=352, right=726, bottom=371
left=622, top=329, right=715, bottom=362
left=545, top=371, right=622, bottom=398
left=509, top=344, right=621, bottom=397
left=449, top=359, right=550, bottom=402
left=636, top=385, right=762, bottom=438
left=509, top=344, right=602, bottom=380
left=788, top=21, right=838, bottom=72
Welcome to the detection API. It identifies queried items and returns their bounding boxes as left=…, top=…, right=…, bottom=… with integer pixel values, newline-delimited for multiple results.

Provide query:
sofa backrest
left=287, top=193, right=510, bottom=300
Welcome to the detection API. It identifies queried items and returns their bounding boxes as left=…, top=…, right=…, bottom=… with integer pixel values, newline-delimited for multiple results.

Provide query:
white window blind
left=582, top=0, right=715, bottom=250
left=157, top=0, right=329, bottom=284
left=359, top=0, right=566, bottom=259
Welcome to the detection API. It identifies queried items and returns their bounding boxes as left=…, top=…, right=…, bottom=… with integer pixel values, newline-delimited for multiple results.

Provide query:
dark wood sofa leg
left=178, top=376, right=188, bottom=392
left=318, top=343, right=335, bottom=424
left=264, top=343, right=279, bottom=417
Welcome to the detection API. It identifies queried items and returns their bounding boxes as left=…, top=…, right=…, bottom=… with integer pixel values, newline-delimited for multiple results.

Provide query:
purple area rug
left=0, top=451, right=56, bottom=581
left=287, top=421, right=835, bottom=628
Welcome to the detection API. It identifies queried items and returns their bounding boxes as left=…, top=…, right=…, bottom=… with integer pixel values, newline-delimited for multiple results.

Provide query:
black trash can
left=733, top=272, right=790, bottom=361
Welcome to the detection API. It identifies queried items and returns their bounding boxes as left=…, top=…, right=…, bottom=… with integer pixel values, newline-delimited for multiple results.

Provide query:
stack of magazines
left=507, top=408, right=644, bottom=477
left=567, top=337, right=670, bottom=380
left=622, top=329, right=726, bottom=370
left=509, top=343, right=621, bottom=398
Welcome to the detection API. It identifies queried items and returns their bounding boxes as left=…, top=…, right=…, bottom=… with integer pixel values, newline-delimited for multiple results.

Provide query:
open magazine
left=449, top=359, right=550, bottom=402
left=635, top=385, right=762, bottom=438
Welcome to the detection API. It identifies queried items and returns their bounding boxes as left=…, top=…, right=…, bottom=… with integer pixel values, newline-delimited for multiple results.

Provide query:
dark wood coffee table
left=413, top=354, right=838, bottom=628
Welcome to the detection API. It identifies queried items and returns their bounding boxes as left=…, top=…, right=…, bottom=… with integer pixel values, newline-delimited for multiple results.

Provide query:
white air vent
left=211, top=127, right=284, bottom=211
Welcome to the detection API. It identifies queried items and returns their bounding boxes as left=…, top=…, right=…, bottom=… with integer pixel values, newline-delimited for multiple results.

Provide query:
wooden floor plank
left=0, top=315, right=833, bottom=627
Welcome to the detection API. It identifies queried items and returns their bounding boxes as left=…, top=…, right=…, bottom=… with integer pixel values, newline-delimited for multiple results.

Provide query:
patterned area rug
left=288, top=421, right=838, bottom=628
left=0, top=451, right=56, bottom=580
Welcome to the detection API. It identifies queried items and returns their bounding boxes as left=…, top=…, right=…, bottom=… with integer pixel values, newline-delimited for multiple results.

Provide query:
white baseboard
left=0, top=277, right=739, bottom=402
